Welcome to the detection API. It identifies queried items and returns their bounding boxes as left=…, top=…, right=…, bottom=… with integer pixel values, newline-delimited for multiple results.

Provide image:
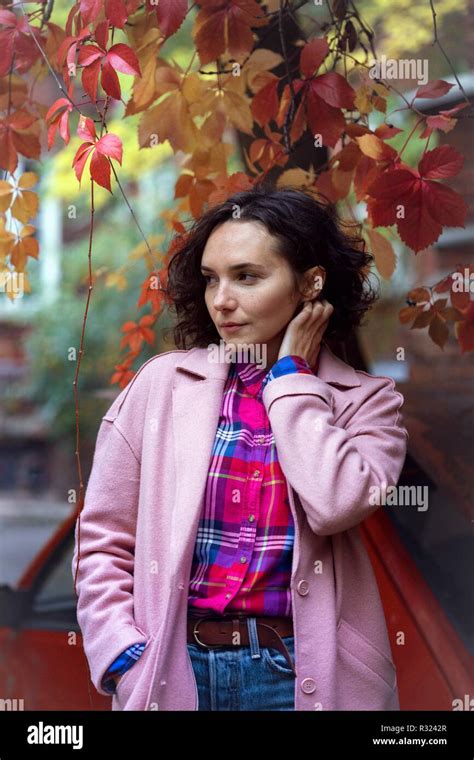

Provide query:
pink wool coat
left=72, top=342, right=409, bottom=711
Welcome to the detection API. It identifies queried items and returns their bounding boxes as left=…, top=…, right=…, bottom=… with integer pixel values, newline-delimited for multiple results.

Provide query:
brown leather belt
left=186, top=613, right=296, bottom=676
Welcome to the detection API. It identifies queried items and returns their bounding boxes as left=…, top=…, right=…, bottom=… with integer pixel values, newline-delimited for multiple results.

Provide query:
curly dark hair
left=164, top=183, right=379, bottom=350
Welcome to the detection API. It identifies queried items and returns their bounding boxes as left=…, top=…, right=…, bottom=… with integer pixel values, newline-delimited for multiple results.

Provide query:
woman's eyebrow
left=200, top=262, right=267, bottom=272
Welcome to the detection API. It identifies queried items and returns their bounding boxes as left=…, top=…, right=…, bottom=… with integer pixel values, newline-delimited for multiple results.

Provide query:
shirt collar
left=231, top=358, right=269, bottom=396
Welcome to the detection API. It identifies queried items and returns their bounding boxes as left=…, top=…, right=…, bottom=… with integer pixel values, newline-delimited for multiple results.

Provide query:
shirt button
left=253, top=469, right=260, bottom=478
left=297, top=579, right=310, bottom=596
left=248, top=514, right=255, bottom=522
left=301, top=678, right=316, bottom=694
left=225, top=593, right=231, bottom=599
left=240, top=556, right=247, bottom=564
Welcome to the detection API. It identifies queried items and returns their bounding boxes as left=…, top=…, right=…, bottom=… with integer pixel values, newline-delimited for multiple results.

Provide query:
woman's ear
left=299, top=266, right=326, bottom=302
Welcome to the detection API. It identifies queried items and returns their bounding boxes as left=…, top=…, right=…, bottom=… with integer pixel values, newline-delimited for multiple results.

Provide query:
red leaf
left=94, top=19, right=110, bottom=50
left=45, top=97, right=71, bottom=122
left=155, top=0, right=188, bottom=39
left=305, top=87, right=346, bottom=148
left=82, top=57, right=102, bottom=102
left=77, top=44, right=104, bottom=67
left=101, top=59, right=122, bottom=99
left=72, top=143, right=94, bottom=183
left=72, top=122, right=122, bottom=192
left=227, top=8, right=256, bottom=61
left=375, top=123, right=403, bottom=140
left=418, top=146, right=464, bottom=180
left=424, top=181, right=467, bottom=227
left=77, top=116, right=96, bottom=143
left=105, top=0, right=129, bottom=28
left=58, top=110, right=71, bottom=144
left=415, top=80, right=454, bottom=99
left=366, top=166, right=467, bottom=252
left=79, top=0, right=102, bottom=25
left=193, top=0, right=265, bottom=66
left=95, top=133, right=123, bottom=163
left=251, top=78, right=279, bottom=127
left=0, top=9, right=17, bottom=25
left=90, top=151, right=111, bottom=191
left=106, top=43, right=141, bottom=76
left=120, top=316, right=156, bottom=352
left=455, top=302, right=474, bottom=353
left=299, top=37, right=329, bottom=79
left=312, top=72, right=355, bottom=109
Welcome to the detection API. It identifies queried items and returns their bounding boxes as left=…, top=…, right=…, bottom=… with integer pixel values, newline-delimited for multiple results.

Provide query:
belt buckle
left=192, top=614, right=223, bottom=649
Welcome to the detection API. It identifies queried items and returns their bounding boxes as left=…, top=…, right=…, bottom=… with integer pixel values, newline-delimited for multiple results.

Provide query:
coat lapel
left=170, top=342, right=360, bottom=575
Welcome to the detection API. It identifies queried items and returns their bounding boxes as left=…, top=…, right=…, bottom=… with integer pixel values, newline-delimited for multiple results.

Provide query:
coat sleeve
left=262, top=372, right=409, bottom=536
left=71, top=416, right=149, bottom=696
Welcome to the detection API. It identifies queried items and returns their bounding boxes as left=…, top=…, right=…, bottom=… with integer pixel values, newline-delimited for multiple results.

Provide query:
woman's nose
left=213, top=283, right=237, bottom=309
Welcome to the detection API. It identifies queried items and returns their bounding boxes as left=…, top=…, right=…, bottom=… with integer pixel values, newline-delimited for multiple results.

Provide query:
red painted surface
left=361, top=509, right=473, bottom=710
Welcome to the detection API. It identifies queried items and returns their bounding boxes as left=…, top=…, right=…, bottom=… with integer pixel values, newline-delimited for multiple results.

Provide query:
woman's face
left=201, top=220, right=322, bottom=368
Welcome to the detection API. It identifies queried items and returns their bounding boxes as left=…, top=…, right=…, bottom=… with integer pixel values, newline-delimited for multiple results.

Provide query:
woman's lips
left=221, top=323, right=248, bottom=333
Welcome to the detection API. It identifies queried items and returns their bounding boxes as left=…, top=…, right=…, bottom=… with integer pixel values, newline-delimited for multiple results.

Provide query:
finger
left=297, top=301, right=313, bottom=319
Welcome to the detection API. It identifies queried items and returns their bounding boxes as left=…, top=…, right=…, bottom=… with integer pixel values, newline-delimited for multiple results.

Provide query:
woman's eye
left=203, top=273, right=256, bottom=284
left=239, top=272, right=256, bottom=281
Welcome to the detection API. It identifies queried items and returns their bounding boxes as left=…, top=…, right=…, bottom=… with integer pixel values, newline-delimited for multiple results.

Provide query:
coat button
left=297, top=579, right=310, bottom=596
left=301, top=678, right=316, bottom=694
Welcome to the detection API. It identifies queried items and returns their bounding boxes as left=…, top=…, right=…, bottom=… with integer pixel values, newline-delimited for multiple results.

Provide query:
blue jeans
left=186, top=615, right=296, bottom=711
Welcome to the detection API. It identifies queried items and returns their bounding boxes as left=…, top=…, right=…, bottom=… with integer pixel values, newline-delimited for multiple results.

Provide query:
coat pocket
left=114, top=637, right=152, bottom=707
left=336, top=617, right=398, bottom=709
left=114, top=624, right=163, bottom=710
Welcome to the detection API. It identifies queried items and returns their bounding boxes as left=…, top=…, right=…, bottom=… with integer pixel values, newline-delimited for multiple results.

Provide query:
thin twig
left=17, top=0, right=84, bottom=115
left=429, top=0, right=471, bottom=104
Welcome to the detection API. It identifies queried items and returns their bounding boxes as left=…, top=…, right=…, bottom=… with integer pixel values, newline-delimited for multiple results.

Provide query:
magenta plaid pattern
left=187, top=353, right=314, bottom=617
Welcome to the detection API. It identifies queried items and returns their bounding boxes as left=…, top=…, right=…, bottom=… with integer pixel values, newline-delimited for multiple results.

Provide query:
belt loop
left=247, top=616, right=261, bottom=659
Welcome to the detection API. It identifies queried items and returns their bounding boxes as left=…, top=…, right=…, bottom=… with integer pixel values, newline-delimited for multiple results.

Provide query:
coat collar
left=174, top=340, right=361, bottom=389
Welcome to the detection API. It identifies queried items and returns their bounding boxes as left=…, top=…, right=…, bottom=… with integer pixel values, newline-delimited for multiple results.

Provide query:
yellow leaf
left=105, top=271, right=128, bottom=290
left=128, top=235, right=164, bottom=261
left=0, top=181, right=13, bottom=212
left=246, top=48, right=283, bottom=71
left=129, top=56, right=158, bottom=113
left=221, top=90, right=253, bottom=135
left=11, top=236, right=39, bottom=271
left=198, top=110, right=227, bottom=149
left=20, top=224, right=36, bottom=238
left=277, top=167, right=316, bottom=189
left=247, top=70, right=277, bottom=95
left=366, top=228, right=396, bottom=280
left=138, top=91, right=199, bottom=153
left=245, top=48, right=282, bottom=91
left=372, top=81, right=391, bottom=97
left=18, top=172, right=38, bottom=189
left=182, top=73, right=208, bottom=105
left=11, top=191, right=39, bottom=223
left=356, top=134, right=396, bottom=160
left=354, top=84, right=372, bottom=115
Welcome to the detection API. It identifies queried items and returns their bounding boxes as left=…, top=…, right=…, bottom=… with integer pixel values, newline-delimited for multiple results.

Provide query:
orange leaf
left=366, top=228, right=396, bottom=280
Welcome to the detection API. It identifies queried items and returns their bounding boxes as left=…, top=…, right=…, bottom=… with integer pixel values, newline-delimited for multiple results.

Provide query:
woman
left=72, top=185, right=409, bottom=711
